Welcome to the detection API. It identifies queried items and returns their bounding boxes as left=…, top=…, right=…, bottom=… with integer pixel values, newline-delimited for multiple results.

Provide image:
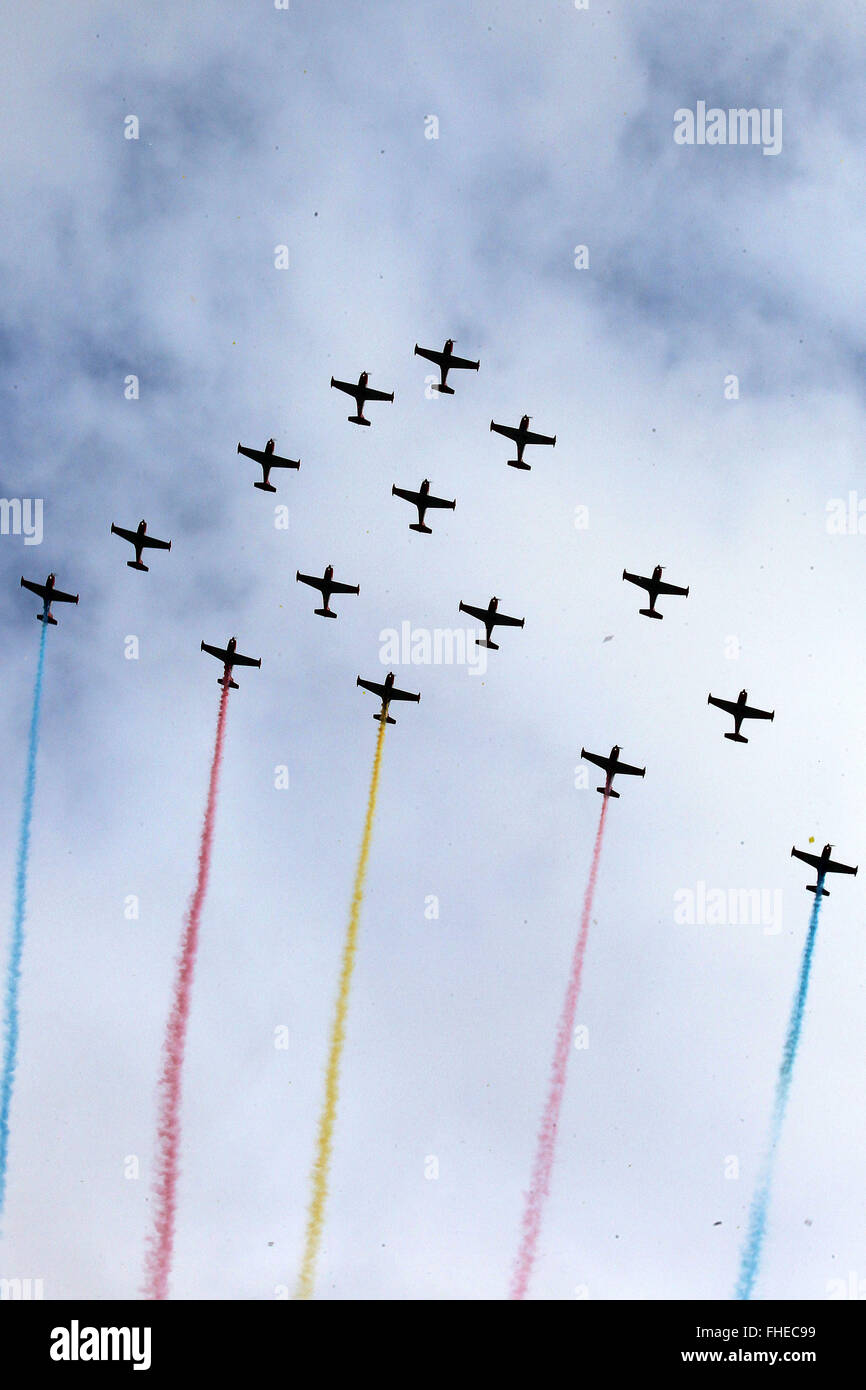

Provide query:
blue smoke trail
left=735, top=876, right=824, bottom=1299
left=0, top=612, right=49, bottom=1225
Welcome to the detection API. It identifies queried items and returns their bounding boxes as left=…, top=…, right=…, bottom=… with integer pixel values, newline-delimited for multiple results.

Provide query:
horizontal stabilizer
left=36, top=612, right=57, bottom=625
left=410, top=523, right=432, bottom=534
left=476, top=639, right=499, bottom=650
left=254, top=481, right=277, bottom=492
left=598, top=786, right=619, bottom=798
left=807, top=884, right=830, bottom=897
left=128, top=560, right=148, bottom=572
left=348, top=415, right=371, bottom=426
left=507, top=460, right=531, bottom=470
left=639, top=608, right=663, bottom=619
left=314, top=608, right=337, bottom=619
left=724, top=732, right=748, bottom=743
left=374, top=712, right=397, bottom=725
left=432, top=384, right=455, bottom=394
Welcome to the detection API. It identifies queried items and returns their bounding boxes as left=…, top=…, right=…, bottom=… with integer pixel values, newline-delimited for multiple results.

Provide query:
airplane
left=489, top=414, right=556, bottom=470
left=200, top=636, right=262, bottom=689
left=414, top=339, right=479, bottom=394
left=580, top=745, right=646, bottom=799
left=110, top=520, right=172, bottom=571
left=392, top=479, right=456, bottom=534
left=707, top=689, right=774, bottom=743
left=622, top=564, right=689, bottom=619
left=20, top=572, right=79, bottom=625
left=791, top=843, right=858, bottom=897
left=458, top=596, right=525, bottom=650
left=237, top=439, right=300, bottom=492
left=356, top=671, right=420, bottom=725
left=296, top=565, right=360, bottom=619
left=330, top=371, right=394, bottom=426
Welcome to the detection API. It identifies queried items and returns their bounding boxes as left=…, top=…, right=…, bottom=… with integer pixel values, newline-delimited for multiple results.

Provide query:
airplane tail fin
left=639, top=608, right=663, bottom=619
left=314, top=607, right=337, bottom=619
left=254, top=481, right=277, bottom=493
left=807, top=884, right=830, bottom=897
left=507, top=460, right=531, bottom=470
left=598, top=786, right=619, bottom=798
left=36, top=611, right=57, bottom=626
left=219, top=676, right=239, bottom=691
left=348, top=415, right=371, bottom=426
left=127, top=560, right=149, bottom=572
left=374, top=712, right=396, bottom=725
left=432, top=384, right=455, bottom=395
left=724, top=732, right=748, bottom=743
left=409, top=523, right=432, bottom=534
left=477, top=639, right=500, bottom=650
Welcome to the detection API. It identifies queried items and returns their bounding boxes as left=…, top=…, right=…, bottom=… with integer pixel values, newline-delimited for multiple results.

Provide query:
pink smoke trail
left=143, top=677, right=231, bottom=1300
left=510, top=796, right=609, bottom=1300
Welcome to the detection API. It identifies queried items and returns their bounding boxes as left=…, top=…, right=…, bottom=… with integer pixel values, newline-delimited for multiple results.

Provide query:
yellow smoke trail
left=295, top=715, right=388, bottom=1299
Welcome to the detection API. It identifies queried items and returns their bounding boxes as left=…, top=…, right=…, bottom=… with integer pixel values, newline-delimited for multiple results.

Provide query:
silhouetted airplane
left=414, top=339, right=479, bottom=394
left=392, top=479, right=456, bottom=533
left=296, top=565, right=359, bottom=619
left=708, top=689, right=774, bottom=742
left=581, top=745, right=646, bottom=799
left=791, top=843, right=858, bottom=896
left=110, top=520, right=172, bottom=571
left=20, top=573, right=79, bottom=625
left=357, top=671, right=420, bottom=725
left=201, top=636, right=262, bottom=689
left=490, top=414, right=556, bottom=469
left=623, top=564, right=689, bottom=618
left=330, top=371, right=394, bottom=425
left=237, top=439, right=300, bottom=491
left=459, top=596, right=525, bottom=649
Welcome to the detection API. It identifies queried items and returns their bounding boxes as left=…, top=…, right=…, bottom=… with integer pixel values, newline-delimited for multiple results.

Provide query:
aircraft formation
left=18, top=330, right=858, bottom=888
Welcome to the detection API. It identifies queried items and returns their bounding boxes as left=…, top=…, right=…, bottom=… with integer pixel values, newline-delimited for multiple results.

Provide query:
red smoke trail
left=510, top=796, right=609, bottom=1300
left=143, top=678, right=231, bottom=1300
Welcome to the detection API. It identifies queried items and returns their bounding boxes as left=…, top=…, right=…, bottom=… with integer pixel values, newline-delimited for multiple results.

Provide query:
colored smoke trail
left=735, top=879, right=824, bottom=1300
left=143, top=679, right=231, bottom=1300
left=0, top=615, right=49, bottom=1225
left=295, top=715, right=388, bottom=1300
left=510, top=795, right=609, bottom=1300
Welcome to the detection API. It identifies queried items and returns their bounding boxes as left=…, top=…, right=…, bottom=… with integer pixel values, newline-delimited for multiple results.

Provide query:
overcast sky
left=2, top=0, right=866, bottom=1300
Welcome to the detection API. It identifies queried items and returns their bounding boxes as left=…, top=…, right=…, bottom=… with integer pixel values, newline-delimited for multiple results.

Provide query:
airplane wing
left=363, top=386, right=394, bottom=402
left=414, top=345, right=445, bottom=367
left=388, top=685, right=420, bottom=702
left=622, top=570, right=652, bottom=592
left=612, top=757, right=645, bottom=778
left=357, top=677, right=387, bottom=699
left=231, top=652, right=261, bottom=668
left=657, top=579, right=689, bottom=596
left=742, top=703, right=774, bottom=722
left=425, top=494, right=456, bottom=511
left=392, top=485, right=421, bottom=505
left=459, top=602, right=491, bottom=623
left=447, top=353, right=480, bottom=372
left=490, top=611, right=524, bottom=628
left=329, top=579, right=360, bottom=595
left=826, top=857, right=858, bottom=876
left=201, top=642, right=229, bottom=663
left=238, top=444, right=299, bottom=469
left=523, top=428, right=556, bottom=446
left=140, top=534, right=171, bottom=551
left=708, top=695, right=739, bottom=716
left=296, top=572, right=326, bottom=593
left=580, top=749, right=611, bottom=772
left=111, top=524, right=138, bottom=544
left=791, top=848, right=823, bottom=870
left=21, top=577, right=49, bottom=599
left=490, top=421, right=519, bottom=442
left=330, top=378, right=357, bottom=396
